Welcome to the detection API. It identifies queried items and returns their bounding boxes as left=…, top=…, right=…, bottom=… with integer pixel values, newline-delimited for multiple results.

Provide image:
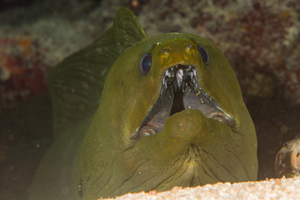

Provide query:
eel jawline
left=131, top=64, right=235, bottom=141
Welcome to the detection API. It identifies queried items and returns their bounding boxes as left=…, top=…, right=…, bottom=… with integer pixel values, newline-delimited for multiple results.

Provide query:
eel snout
left=131, top=64, right=235, bottom=141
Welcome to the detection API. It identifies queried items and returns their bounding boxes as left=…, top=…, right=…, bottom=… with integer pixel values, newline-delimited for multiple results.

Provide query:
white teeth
left=165, top=70, right=171, bottom=78
left=141, top=132, right=150, bottom=137
left=177, top=70, right=183, bottom=80
left=190, top=72, right=194, bottom=79
left=176, top=73, right=182, bottom=88
left=178, top=69, right=183, bottom=76
left=177, top=69, right=183, bottom=88
left=162, top=66, right=200, bottom=93
left=193, top=69, right=197, bottom=77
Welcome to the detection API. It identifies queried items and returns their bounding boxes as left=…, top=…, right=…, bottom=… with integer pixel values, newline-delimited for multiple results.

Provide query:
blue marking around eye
left=197, top=46, right=209, bottom=65
left=140, top=53, right=152, bottom=74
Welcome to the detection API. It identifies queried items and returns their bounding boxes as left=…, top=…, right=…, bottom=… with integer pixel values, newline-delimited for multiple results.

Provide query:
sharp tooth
left=171, top=68, right=173, bottom=70
left=165, top=71, right=171, bottom=77
left=141, top=132, right=150, bottom=137
left=163, top=78, right=165, bottom=85
left=176, top=65, right=178, bottom=68
left=190, top=72, right=194, bottom=79
left=189, top=66, right=191, bottom=69
left=178, top=69, right=183, bottom=76
left=177, top=70, right=183, bottom=79
left=176, top=73, right=182, bottom=88
left=193, top=69, right=197, bottom=77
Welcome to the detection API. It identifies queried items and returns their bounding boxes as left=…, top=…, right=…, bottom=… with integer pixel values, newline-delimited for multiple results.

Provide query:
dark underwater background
left=0, top=0, right=300, bottom=199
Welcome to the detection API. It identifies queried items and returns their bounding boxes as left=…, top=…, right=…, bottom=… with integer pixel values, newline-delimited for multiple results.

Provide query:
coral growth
left=203, top=1, right=300, bottom=101
left=135, top=0, right=300, bottom=103
left=1, top=0, right=300, bottom=108
left=0, top=37, right=50, bottom=110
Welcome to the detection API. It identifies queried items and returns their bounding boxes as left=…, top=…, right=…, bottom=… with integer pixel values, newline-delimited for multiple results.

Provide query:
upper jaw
left=131, top=64, right=236, bottom=141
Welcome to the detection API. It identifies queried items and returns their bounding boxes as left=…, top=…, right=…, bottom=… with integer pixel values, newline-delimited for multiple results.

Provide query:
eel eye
left=140, top=53, right=152, bottom=74
left=197, top=46, right=209, bottom=65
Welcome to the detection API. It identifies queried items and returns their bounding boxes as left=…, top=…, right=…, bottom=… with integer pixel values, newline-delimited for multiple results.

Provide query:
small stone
left=148, top=190, right=156, bottom=195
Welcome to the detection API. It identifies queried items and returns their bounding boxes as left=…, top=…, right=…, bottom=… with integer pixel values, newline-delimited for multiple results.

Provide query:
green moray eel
left=29, top=7, right=258, bottom=200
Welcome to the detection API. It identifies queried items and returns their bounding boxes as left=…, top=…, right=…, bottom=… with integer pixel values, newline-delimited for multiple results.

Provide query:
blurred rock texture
left=1, top=0, right=300, bottom=109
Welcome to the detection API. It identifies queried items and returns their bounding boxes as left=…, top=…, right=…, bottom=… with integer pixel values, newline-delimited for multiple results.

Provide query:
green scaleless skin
left=30, top=7, right=258, bottom=200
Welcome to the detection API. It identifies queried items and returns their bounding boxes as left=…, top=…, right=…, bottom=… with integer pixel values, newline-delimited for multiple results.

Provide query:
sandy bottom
left=110, top=177, right=300, bottom=200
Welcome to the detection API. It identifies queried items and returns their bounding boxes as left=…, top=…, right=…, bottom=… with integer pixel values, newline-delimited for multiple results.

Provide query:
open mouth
left=131, top=64, right=236, bottom=141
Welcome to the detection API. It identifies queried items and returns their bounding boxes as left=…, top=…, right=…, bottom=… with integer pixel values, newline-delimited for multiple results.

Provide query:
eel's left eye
left=197, top=46, right=209, bottom=65
left=140, top=53, right=152, bottom=74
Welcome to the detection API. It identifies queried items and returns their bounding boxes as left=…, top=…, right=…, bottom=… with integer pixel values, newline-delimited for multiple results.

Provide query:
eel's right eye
left=197, top=46, right=209, bottom=65
left=140, top=53, right=152, bottom=74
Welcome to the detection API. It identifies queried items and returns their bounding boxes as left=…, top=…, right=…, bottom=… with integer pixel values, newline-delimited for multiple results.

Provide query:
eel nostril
left=161, top=48, right=170, bottom=55
left=184, top=44, right=193, bottom=52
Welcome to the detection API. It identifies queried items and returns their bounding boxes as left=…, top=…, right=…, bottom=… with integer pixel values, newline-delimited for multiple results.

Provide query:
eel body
left=30, top=7, right=258, bottom=200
